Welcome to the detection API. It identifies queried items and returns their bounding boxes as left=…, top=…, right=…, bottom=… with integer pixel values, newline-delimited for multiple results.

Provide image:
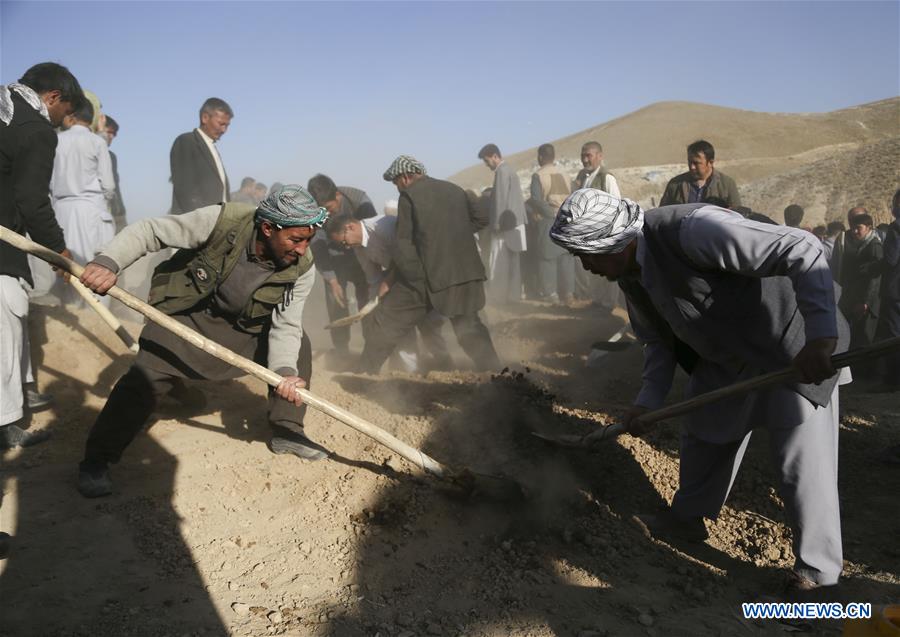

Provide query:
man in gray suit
left=478, top=144, right=527, bottom=305
left=359, top=155, right=500, bottom=374
left=550, top=190, right=849, bottom=598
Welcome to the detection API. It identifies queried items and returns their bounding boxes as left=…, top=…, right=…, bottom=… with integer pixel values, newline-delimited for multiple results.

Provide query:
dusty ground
left=1, top=285, right=899, bottom=637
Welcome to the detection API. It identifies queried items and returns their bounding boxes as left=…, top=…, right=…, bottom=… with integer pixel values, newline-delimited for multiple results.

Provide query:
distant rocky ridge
left=450, top=98, right=900, bottom=225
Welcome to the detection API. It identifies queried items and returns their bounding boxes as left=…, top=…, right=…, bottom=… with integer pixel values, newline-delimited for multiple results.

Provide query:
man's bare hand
left=377, top=280, right=391, bottom=298
left=328, top=279, right=346, bottom=309
left=792, top=337, right=837, bottom=384
left=622, top=405, right=653, bottom=437
left=275, top=376, right=306, bottom=407
left=79, top=262, right=118, bottom=295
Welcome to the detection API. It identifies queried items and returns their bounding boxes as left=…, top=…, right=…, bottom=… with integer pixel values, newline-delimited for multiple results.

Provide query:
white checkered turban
left=549, top=189, right=644, bottom=254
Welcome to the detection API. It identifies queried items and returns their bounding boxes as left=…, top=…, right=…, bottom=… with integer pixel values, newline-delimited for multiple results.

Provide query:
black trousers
left=359, top=281, right=499, bottom=374
left=324, top=265, right=369, bottom=351
left=82, top=332, right=312, bottom=468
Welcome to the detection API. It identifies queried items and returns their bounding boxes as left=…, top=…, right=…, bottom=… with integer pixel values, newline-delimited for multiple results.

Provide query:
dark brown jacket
left=659, top=169, right=741, bottom=208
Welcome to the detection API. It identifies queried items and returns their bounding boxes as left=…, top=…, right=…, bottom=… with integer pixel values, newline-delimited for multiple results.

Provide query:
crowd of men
left=2, top=61, right=899, bottom=600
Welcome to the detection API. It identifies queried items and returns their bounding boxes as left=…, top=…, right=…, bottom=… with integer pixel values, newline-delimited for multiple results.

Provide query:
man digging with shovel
left=549, top=189, right=850, bottom=599
left=76, top=185, right=332, bottom=498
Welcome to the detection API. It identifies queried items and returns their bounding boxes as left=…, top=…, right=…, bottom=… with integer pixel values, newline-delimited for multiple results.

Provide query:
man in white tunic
left=550, top=190, right=850, bottom=597
left=478, top=144, right=527, bottom=305
left=50, top=98, right=115, bottom=304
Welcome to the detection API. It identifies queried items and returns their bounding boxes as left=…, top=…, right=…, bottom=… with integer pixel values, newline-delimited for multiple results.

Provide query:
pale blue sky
left=2, top=1, right=898, bottom=219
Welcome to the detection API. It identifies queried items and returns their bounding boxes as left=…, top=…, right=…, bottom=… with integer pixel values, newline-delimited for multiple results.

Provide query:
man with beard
left=76, top=185, right=331, bottom=498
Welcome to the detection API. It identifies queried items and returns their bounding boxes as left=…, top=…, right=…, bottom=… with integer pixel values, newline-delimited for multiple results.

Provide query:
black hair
left=826, top=221, right=845, bottom=235
left=105, top=115, right=119, bottom=133
left=325, top=213, right=355, bottom=237
left=307, top=174, right=338, bottom=205
left=18, top=62, right=85, bottom=107
left=783, top=204, right=804, bottom=227
left=477, top=143, right=501, bottom=160
left=71, top=99, right=94, bottom=124
left=240, top=176, right=255, bottom=189
left=851, top=214, right=874, bottom=227
left=538, top=143, right=555, bottom=161
left=687, top=140, right=715, bottom=162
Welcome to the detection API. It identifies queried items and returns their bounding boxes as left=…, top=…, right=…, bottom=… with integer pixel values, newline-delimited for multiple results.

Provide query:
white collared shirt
left=195, top=127, right=227, bottom=202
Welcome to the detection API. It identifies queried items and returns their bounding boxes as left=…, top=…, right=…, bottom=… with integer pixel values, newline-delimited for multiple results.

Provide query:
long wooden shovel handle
left=595, top=335, right=900, bottom=441
left=0, top=227, right=449, bottom=479
left=67, top=277, right=140, bottom=353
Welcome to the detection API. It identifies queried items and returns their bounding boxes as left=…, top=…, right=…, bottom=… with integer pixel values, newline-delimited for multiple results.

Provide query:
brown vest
left=537, top=164, right=571, bottom=208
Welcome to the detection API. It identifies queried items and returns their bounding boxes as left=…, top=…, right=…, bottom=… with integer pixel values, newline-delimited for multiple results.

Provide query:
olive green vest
left=147, top=203, right=314, bottom=333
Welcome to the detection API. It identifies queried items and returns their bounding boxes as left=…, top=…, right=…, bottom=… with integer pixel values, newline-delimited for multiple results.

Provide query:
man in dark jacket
left=307, top=174, right=376, bottom=352
left=1, top=62, right=83, bottom=449
left=660, top=140, right=741, bottom=208
left=359, top=155, right=500, bottom=373
left=169, top=97, right=232, bottom=214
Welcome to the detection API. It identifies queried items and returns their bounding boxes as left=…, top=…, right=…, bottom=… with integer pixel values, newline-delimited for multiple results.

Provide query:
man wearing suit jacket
left=478, top=144, right=527, bottom=305
left=359, top=155, right=500, bottom=374
left=1, top=62, right=84, bottom=449
left=169, top=97, right=233, bottom=214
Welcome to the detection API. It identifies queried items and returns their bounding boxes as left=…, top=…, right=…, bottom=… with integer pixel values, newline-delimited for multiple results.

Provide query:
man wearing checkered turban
left=551, top=191, right=850, bottom=595
left=356, top=156, right=500, bottom=373
left=75, top=185, right=332, bottom=498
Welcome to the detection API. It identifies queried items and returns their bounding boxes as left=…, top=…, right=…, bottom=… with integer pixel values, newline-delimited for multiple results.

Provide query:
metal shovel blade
left=530, top=431, right=587, bottom=447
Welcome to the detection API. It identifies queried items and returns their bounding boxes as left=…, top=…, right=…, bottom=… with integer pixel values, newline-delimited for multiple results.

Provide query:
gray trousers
left=671, top=392, right=842, bottom=586
left=538, top=254, right=575, bottom=300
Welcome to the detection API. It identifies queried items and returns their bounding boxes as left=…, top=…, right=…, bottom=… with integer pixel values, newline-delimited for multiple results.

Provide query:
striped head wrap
left=549, top=189, right=644, bottom=254
left=255, top=184, right=329, bottom=228
left=383, top=155, right=427, bottom=182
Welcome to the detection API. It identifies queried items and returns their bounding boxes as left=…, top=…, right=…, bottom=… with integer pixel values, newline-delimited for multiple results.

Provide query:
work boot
left=24, top=385, right=53, bottom=411
left=633, top=508, right=708, bottom=543
left=268, top=427, right=329, bottom=462
left=0, top=424, right=51, bottom=449
left=77, top=463, right=113, bottom=498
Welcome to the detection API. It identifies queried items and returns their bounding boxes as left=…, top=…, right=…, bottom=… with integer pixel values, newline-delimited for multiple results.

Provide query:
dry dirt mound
left=1, top=300, right=898, bottom=636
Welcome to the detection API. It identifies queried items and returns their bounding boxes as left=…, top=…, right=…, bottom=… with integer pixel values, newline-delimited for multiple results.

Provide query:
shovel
left=0, top=228, right=528, bottom=500
left=324, top=297, right=379, bottom=330
left=534, top=336, right=900, bottom=448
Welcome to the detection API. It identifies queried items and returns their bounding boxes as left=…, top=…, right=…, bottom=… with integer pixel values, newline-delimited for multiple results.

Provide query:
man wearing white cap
left=550, top=190, right=849, bottom=598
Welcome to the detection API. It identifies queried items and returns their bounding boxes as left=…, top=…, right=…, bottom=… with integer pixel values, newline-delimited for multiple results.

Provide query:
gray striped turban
left=255, top=184, right=329, bottom=228
left=383, top=155, right=427, bottom=181
left=549, top=189, right=644, bottom=254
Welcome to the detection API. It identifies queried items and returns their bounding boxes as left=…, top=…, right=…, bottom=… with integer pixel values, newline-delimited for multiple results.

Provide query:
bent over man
left=76, top=185, right=330, bottom=498
left=550, top=190, right=849, bottom=596
left=359, top=156, right=500, bottom=373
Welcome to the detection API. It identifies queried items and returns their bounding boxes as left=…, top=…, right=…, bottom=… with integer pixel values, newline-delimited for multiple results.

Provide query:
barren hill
left=450, top=97, right=900, bottom=223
